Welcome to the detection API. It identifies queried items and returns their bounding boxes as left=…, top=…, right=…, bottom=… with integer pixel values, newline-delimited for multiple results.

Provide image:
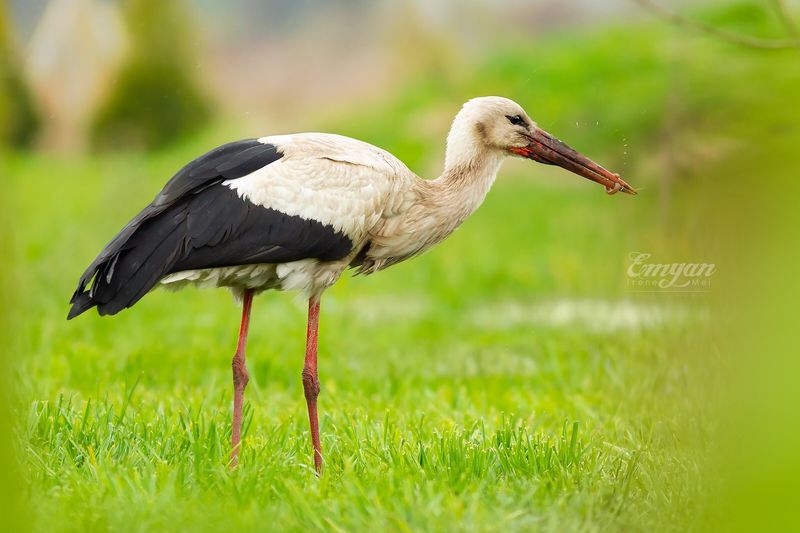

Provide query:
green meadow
left=6, top=6, right=800, bottom=532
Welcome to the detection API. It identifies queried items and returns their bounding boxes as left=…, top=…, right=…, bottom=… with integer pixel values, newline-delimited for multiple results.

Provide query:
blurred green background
left=2, top=0, right=799, bottom=531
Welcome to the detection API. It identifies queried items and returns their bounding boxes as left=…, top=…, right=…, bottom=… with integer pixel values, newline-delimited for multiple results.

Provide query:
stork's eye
left=506, top=115, right=526, bottom=127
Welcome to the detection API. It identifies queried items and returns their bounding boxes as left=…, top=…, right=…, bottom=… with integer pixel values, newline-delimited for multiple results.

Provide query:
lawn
left=9, top=153, right=713, bottom=532
left=7, top=6, right=799, bottom=532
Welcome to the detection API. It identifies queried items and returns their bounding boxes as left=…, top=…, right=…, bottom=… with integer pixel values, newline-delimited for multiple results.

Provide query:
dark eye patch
left=506, top=114, right=526, bottom=127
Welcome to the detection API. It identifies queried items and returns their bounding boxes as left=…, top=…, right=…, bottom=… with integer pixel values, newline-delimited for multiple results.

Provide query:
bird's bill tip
left=511, top=128, right=637, bottom=196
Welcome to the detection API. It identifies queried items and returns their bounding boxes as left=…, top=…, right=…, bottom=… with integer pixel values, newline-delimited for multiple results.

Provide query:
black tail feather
left=67, top=139, right=292, bottom=320
left=67, top=204, right=188, bottom=319
left=67, top=182, right=355, bottom=319
left=67, top=292, right=95, bottom=320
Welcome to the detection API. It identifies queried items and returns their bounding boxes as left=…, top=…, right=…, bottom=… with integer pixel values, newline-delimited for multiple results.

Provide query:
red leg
left=230, top=289, right=254, bottom=468
left=302, top=296, right=323, bottom=474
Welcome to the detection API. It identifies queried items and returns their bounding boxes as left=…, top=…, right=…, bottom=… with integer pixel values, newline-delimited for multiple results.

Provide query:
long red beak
left=511, top=127, right=636, bottom=195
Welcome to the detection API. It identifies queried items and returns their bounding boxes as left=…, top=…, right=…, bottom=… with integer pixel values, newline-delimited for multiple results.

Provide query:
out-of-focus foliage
left=0, top=153, right=27, bottom=530
left=91, top=0, right=209, bottom=150
left=0, top=1, right=40, bottom=149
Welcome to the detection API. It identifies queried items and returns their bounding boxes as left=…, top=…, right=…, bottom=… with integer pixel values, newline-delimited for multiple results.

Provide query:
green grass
left=9, top=6, right=800, bottom=531
left=10, top=154, right=712, bottom=531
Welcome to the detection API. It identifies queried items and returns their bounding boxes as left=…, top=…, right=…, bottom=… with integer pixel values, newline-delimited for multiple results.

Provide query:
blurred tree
left=92, top=0, right=210, bottom=150
left=632, top=0, right=800, bottom=221
left=0, top=0, right=40, bottom=149
left=633, top=0, right=800, bottom=50
left=27, top=0, right=127, bottom=153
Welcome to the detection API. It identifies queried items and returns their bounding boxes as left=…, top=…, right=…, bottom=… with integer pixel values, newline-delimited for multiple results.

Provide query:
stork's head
left=447, top=96, right=636, bottom=195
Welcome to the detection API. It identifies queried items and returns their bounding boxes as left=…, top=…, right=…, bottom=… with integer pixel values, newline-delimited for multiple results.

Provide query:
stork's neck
left=399, top=150, right=502, bottom=257
left=426, top=136, right=504, bottom=228
left=364, top=135, right=505, bottom=271
left=437, top=113, right=506, bottom=206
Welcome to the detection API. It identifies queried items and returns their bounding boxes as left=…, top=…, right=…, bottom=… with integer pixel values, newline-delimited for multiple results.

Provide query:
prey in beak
left=510, top=127, right=636, bottom=195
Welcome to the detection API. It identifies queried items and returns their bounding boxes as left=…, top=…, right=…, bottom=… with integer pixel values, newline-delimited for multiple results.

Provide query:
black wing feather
left=68, top=139, right=353, bottom=319
left=155, top=139, right=281, bottom=206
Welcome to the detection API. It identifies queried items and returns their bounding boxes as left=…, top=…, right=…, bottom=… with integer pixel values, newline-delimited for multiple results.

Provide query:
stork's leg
left=302, top=296, right=323, bottom=474
left=230, top=289, right=254, bottom=468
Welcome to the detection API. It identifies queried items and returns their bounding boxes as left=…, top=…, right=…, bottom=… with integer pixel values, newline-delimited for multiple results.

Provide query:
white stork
left=68, top=96, right=635, bottom=472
